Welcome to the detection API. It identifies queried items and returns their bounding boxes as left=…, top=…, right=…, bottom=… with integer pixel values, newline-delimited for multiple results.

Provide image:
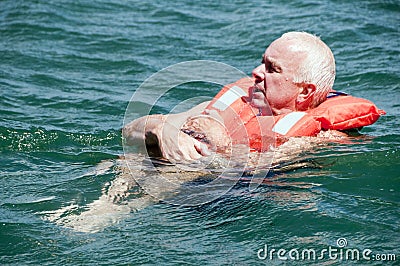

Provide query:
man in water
left=123, top=32, right=336, bottom=162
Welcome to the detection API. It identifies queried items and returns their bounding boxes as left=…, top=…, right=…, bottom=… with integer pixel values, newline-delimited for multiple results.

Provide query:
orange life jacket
left=203, top=77, right=386, bottom=151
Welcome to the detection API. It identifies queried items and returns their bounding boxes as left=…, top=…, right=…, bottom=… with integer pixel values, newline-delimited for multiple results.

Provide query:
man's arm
left=122, top=101, right=211, bottom=161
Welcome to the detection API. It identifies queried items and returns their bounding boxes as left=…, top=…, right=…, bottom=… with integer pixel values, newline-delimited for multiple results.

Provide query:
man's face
left=249, top=38, right=305, bottom=115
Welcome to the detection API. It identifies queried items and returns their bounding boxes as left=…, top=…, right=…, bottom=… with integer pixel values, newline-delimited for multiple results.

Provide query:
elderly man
left=123, top=32, right=336, bottom=161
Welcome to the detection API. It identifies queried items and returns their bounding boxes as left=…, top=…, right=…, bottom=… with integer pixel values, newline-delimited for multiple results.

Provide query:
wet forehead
left=263, top=38, right=305, bottom=68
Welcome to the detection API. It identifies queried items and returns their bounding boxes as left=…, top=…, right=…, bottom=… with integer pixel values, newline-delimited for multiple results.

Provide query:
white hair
left=281, top=32, right=336, bottom=108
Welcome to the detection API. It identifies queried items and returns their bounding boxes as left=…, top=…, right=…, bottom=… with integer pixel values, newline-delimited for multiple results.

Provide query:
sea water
left=1, top=0, right=399, bottom=265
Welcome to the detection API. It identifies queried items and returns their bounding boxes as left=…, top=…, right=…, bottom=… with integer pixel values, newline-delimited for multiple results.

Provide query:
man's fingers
left=179, top=136, right=207, bottom=161
left=158, top=125, right=212, bottom=162
left=176, top=135, right=211, bottom=162
left=193, top=140, right=211, bottom=156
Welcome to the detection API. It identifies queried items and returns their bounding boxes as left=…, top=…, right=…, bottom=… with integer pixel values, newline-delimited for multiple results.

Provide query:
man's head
left=249, top=31, right=336, bottom=115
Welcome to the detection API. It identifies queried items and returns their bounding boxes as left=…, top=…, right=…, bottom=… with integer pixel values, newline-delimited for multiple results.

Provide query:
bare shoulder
left=184, top=101, right=211, bottom=116
left=317, top=129, right=349, bottom=139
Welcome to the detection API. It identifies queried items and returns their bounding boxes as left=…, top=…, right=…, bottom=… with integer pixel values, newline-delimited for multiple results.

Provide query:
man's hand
left=154, top=122, right=211, bottom=162
left=123, top=101, right=212, bottom=162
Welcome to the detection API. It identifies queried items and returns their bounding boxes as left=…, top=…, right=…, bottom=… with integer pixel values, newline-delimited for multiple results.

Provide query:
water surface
left=1, top=0, right=399, bottom=265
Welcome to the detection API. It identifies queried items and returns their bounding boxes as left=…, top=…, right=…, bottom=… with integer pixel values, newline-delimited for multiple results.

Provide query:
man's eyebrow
left=264, top=55, right=281, bottom=68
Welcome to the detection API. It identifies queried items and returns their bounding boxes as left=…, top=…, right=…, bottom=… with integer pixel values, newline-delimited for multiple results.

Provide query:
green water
left=1, top=0, right=399, bottom=265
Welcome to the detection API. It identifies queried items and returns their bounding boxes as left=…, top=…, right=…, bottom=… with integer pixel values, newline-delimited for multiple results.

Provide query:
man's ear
left=296, top=83, right=316, bottom=110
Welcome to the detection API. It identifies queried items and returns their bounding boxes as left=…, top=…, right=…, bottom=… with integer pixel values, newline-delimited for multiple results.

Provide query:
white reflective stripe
left=272, top=112, right=306, bottom=135
left=211, top=86, right=247, bottom=111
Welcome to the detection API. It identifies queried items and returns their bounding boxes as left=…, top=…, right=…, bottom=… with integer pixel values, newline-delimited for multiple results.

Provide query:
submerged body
left=46, top=133, right=342, bottom=233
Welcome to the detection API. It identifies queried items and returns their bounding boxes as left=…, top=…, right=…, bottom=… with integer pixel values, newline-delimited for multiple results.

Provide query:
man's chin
left=249, top=102, right=273, bottom=116
left=249, top=99, right=264, bottom=107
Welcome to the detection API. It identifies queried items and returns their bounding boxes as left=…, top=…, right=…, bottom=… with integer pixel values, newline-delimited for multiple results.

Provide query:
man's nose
left=252, top=64, right=265, bottom=83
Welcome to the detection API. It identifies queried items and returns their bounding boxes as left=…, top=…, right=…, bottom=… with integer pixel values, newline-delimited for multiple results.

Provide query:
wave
left=0, top=126, right=121, bottom=153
